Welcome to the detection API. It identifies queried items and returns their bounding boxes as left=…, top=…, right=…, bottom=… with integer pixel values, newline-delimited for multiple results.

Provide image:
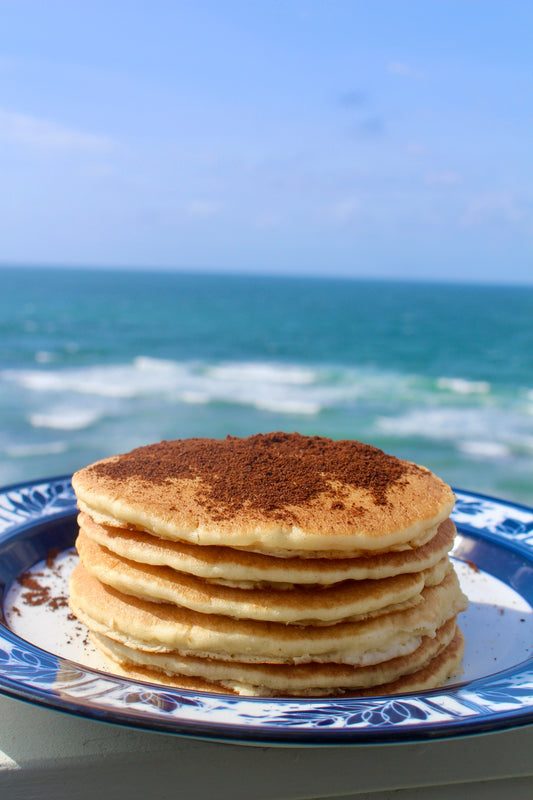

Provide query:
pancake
left=76, top=531, right=451, bottom=624
left=90, top=615, right=459, bottom=696
left=69, top=564, right=467, bottom=665
left=353, top=628, right=465, bottom=698
left=78, top=512, right=457, bottom=586
left=72, top=433, right=455, bottom=554
left=92, top=626, right=464, bottom=698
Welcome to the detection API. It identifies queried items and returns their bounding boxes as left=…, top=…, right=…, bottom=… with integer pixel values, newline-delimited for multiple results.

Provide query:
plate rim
left=1, top=475, right=533, bottom=746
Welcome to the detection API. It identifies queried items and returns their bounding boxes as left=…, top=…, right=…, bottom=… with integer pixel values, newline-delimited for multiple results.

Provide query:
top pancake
left=72, top=432, right=455, bottom=554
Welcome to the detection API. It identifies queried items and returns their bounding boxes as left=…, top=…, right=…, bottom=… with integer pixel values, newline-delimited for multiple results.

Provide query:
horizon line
left=1, top=260, right=532, bottom=290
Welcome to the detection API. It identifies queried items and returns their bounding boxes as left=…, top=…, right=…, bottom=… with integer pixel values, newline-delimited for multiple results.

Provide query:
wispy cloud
left=462, top=192, right=528, bottom=228
left=387, top=61, right=423, bottom=79
left=0, top=108, right=113, bottom=152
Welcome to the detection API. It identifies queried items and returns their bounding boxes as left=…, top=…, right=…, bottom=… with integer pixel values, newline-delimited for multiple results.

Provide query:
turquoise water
left=1, top=265, right=533, bottom=505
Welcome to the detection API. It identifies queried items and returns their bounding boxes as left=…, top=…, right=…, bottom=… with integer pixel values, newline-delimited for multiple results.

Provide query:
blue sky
left=0, top=1, right=531, bottom=282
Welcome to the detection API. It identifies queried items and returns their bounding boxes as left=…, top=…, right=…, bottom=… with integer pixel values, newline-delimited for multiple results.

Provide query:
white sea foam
left=4, top=360, right=185, bottom=398
left=29, top=408, right=102, bottom=431
left=179, top=391, right=210, bottom=404
left=206, top=362, right=316, bottom=385
left=35, top=350, right=55, bottom=364
left=0, top=358, right=502, bottom=436
left=8, top=366, right=142, bottom=398
left=198, top=362, right=325, bottom=414
left=457, top=441, right=511, bottom=459
left=4, top=359, right=532, bottom=441
left=376, top=406, right=532, bottom=461
left=437, top=377, right=491, bottom=395
left=255, top=398, right=322, bottom=415
left=133, top=355, right=181, bottom=373
left=3, top=358, right=326, bottom=415
left=4, top=441, right=68, bottom=457
left=376, top=408, right=492, bottom=440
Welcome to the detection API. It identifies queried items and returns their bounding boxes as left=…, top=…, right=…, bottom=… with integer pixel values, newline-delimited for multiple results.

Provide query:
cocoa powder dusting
left=90, top=432, right=417, bottom=520
left=17, top=549, right=70, bottom=611
left=17, top=572, right=51, bottom=607
left=46, top=547, right=62, bottom=569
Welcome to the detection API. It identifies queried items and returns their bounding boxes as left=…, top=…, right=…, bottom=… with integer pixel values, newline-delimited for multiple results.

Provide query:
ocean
left=1, top=265, right=533, bottom=506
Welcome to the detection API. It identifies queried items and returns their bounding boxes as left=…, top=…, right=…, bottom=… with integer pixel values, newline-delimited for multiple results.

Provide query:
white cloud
left=0, top=108, right=113, bottom=152
left=462, top=192, right=528, bottom=228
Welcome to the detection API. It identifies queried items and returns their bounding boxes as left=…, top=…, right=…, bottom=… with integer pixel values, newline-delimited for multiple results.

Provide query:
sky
left=0, top=1, right=532, bottom=283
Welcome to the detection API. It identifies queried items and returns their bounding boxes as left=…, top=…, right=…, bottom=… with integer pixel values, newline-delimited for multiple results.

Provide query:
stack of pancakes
left=69, top=432, right=467, bottom=697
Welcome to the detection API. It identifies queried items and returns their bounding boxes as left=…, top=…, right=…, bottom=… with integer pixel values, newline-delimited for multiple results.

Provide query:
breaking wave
left=2, top=357, right=532, bottom=461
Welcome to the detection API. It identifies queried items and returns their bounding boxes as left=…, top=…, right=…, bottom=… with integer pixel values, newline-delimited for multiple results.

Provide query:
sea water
left=1, top=266, right=532, bottom=506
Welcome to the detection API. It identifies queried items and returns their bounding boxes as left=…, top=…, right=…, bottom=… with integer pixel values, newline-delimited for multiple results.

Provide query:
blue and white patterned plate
left=0, top=476, right=532, bottom=745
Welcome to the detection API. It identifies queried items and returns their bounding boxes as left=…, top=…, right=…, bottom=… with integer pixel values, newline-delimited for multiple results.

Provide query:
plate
left=0, top=476, right=532, bottom=745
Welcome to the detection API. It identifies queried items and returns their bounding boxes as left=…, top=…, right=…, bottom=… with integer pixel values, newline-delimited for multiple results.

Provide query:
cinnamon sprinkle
left=89, top=431, right=417, bottom=517
left=46, top=547, right=62, bottom=569
left=17, top=549, right=70, bottom=611
left=17, top=572, right=50, bottom=607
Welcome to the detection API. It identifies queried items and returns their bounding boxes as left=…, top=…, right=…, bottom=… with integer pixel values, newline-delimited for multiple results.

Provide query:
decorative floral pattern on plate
left=453, top=489, right=533, bottom=545
left=0, top=476, right=75, bottom=533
